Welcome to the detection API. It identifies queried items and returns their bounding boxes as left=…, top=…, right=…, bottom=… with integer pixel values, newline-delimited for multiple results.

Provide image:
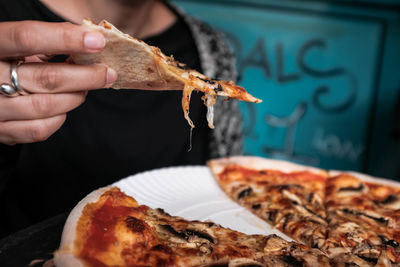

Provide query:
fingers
left=0, top=21, right=105, bottom=58
left=0, top=114, right=66, bottom=145
left=0, top=91, right=86, bottom=145
left=0, top=61, right=117, bottom=93
left=0, top=92, right=86, bottom=121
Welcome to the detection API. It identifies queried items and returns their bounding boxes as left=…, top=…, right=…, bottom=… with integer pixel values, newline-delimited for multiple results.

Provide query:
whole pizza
left=208, top=156, right=400, bottom=266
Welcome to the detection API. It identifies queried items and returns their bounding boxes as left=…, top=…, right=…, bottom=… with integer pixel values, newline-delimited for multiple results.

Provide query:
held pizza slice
left=207, top=156, right=329, bottom=249
left=71, top=19, right=261, bottom=129
left=54, top=186, right=330, bottom=267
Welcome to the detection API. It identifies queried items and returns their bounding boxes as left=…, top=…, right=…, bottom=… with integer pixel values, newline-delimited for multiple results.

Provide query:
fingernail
left=84, top=32, right=105, bottom=51
left=105, top=67, right=117, bottom=88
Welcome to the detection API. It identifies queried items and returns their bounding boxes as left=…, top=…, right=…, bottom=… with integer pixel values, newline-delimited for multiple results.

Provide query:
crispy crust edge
left=207, top=156, right=327, bottom=178
left=53, top=186, right=115, bottom=267
left=329, top=170, right=400, bottom=188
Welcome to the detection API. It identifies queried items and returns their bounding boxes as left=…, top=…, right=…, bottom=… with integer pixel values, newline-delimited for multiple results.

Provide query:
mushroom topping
left=157, top=224, right=215, bottom=255
left=308, top=193, right=324, bottom=207
left=336, top=182, right=368, bottom=197
left=330, top=252, right=374, bottom=267
left=282, top=190, right=303, bottom=206
left=157, top=224, right=215, bottom=245
left=340, top=209, right=388, bottom=224
left=290, top=247, right=330, bottom=267
left=272, top=184, right=303, bottom=192
left=334, top=222, right=365, bottom=243
left=380, top=194, right=396, bottom=204
left=263, top=234, right=289, bottom=253
left=326, top=247, right=352, bottom=258
left=237, top=188, right=253, bottom=199
left=379, top=235, right=399, bottom=247
left=265, top=210, right=278, bottom=224
left=376, top=194, right=400, bottom=210
left=338, top=184, right=364, bottom=192
left=353, top=242, right=380, bottom=262
left=157, top=224, right=190, bottom=244
left=283, top=190, right=326, bottom=225
left=185, top=229, right=215, bottom=244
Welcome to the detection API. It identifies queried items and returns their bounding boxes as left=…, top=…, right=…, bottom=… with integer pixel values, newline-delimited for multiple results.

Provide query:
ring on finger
left=0, top=83, right=19, bottom=97
left=0, top=60, right=29, bottom=97
left=11, top=60, right=29, bottom=96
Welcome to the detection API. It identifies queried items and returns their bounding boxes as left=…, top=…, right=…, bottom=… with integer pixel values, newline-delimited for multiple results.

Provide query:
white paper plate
left=113, top=166, right=291, bottom=240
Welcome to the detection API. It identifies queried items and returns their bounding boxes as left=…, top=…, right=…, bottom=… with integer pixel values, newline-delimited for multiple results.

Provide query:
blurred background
left=172, top=0, right=400, bottom=179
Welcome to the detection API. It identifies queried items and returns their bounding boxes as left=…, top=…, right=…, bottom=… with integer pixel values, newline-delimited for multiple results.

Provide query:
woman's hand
left=0, top=21, right=117, bottom=145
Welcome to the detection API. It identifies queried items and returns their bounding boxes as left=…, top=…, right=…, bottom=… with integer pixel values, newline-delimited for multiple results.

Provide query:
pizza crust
left=329, top=170, right=400, bottom=188
left=54, top=186, right=114, bottom=267
left=208, top=156, right=400, bottom=188
left=207, top=156, right=327, bottom=177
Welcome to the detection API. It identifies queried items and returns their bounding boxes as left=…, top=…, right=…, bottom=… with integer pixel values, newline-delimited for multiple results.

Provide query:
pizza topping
left=338, top=183, right=365, bottom=192
left=157, top=224, right=215, bottom=247
left=281, top=213, right=294, bottom=231
left=237, top=188, right=253, bottom=199
left=377, top=250, right=393, bottom=266
left=158, top=224, right=190, bottom=243
left=289, top=248, right=329, bottom=267
left=357, top=255, right=378, bottom=264
left=125, top=216, right=146, bottom=233
left=379, top=235, right=399, bottom=247
left=378, top=194, right=397, bottom=204
left=263, top=234, right=288, bottom=252
left=266, top=210, right=278, bottom=223
left=377, top=195, right=400, bottom=210
left=330, top=252, right=374, bottom=267
left=282, top=190, right=303, bottom=206
left=273, top=184, right=303, bottom=192
left=353, top=242, right=380, bottom=262
left=186, top=229, right=215, bottom=244
left=293, top=205, right=326, bottom=225
left=340, top=208, right=389, bottom=225
left=281, top=255, right=302, bottom=266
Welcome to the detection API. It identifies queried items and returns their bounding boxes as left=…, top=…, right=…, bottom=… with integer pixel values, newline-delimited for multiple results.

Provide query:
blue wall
left=173, top=0, right=400, bottom=179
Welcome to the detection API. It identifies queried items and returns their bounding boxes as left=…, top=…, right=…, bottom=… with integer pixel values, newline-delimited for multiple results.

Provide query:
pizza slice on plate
left=54, top=186, right=330, bottom=267
left=324, top=171, right=400, bottom=264
left=208, top=156, right=400, bottom=266
left=207, top=156, right=329, bottom=249
left=71, top=19, right=261, bottom=129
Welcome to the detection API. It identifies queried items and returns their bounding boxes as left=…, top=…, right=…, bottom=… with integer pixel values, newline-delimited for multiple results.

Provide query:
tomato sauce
left=79, top=190, right=148, bottom=266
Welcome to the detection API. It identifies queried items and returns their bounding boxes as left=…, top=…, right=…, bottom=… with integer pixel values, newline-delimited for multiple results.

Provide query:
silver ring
left=11, top=60, right=27, bottom=95
left=0, top=60, right=28, bottom=97
left=0, top=83, right=19, bottom=97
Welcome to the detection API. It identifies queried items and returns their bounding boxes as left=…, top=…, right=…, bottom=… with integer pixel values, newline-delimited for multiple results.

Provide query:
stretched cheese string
left=204, top=94, right=217, bottom=129
left=182, top=83, right=195, bottom=129
left=188, top=127, right=193, bottom=152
